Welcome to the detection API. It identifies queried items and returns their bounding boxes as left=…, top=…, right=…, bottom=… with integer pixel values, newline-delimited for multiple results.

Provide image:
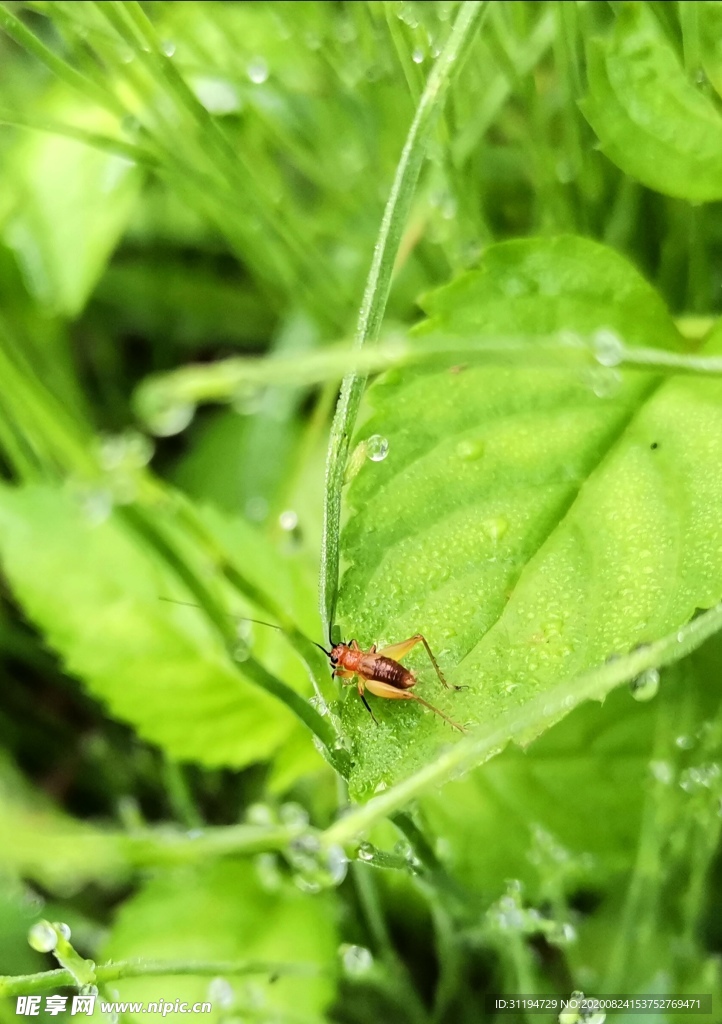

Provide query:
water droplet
left=145, top=401, right=196, bottom=437
left=593, top=329, right=624, bottom=367
left=287, top=834, right=348, bottom=892
left=279, top=509, right=298, bottom=531
left=98, top=430, right=154, bottom=471
left=588, top=366, right=623, bottom=399
left=340, top=944, right=373, bottom=976
left=279, top=802, right=309, bottom=828
left=53, top=921, right=71, bottom=940
left=456, top=438, right=484, bottom=461
left=208, top=978, right=234, bottom=1009
left=366, top=434, right=389, bottom=462
left=78, top=488, right=113, bottom=526
left=650, top=759, right=673, bottom=784
left=357, top=841, right=375, bottom=862
left=549, top=921, right=577, bottom=945
left=246, top=803, right=275, bottom=827
left=629, top=667, right=659, bottom=702
left=483, top=517, right=508, bottom=543
left=161, top=39, right=176, bottom=57
left=233, top=638, right=251, bottom=662
left=247, top=57, right=269, bottom=84
left=412, top=47, right=424, bottom=63
left=28, top=920, right=57, bottom=953
left=675, top=734, right=695, bottom=750
left=245, top=496, right=268, bottom=522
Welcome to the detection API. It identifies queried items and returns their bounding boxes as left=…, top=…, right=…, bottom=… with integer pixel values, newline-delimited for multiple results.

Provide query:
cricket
left=160, top=599, right=465, bottom=732
left=323, top=633, right=466, bottom=733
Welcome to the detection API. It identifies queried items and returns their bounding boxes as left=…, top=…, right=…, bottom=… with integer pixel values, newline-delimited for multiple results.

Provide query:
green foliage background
left=1, top=2, right=722, bottom=1023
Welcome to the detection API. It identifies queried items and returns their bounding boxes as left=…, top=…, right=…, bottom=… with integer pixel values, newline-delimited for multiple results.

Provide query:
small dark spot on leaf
left=650, top=442, right=659, bottom=450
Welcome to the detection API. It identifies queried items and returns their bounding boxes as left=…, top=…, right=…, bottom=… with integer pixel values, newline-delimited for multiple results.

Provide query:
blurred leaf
left=700, top=0, right=722, bottom=99
left=337, top=236, right=722, bottom=797
left=0, top=485, right=315, bottom=768
left=581, top=4, right=722, bottom=202
left=92, top=259, right=275, bottom=351
left=102, top=860, right=337, bottom=1024
left=1, top=92, right=143, bottom=316
left=421, top=652, right=721, bottom=904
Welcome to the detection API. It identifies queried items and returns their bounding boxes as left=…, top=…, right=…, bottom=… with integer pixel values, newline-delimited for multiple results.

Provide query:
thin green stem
left=134, top=329, right=722, bottom=420
left=321, top=602, right=722, bottom=847
left=0, top=4, right=125, bottom=117
left=320, top=0, right=487, bottom=634
left=0, top=959, right=325, bottom=998
left=120, top=505, right=343, bottom=762
left=0, top=108, right=159, bottom=167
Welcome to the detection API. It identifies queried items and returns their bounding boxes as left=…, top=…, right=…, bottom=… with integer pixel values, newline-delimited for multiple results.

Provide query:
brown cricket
left=326, top=634, right=465, bottom=732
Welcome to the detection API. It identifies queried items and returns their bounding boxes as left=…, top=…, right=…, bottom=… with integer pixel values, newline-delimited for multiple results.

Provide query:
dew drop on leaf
left=278, top=509, right=298, bottom=531
left=366, top=434, right=389, bottom=462
left=455, top=438, right=485, bottom=461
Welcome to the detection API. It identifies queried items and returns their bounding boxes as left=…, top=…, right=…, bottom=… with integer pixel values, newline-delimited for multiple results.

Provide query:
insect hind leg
left=378, top=633, right=463, bottom=691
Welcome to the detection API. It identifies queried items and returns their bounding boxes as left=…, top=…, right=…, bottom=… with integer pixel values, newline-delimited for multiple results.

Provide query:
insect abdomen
left=368, top=656, right=414, bottom=689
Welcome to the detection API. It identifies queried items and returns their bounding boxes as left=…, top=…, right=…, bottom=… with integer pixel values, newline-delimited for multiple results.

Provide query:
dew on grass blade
left=247, top=57, right=269, bottom=84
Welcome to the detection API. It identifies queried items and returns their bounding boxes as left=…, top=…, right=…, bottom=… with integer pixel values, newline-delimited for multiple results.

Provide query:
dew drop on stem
left=27, top=920, right=58, bottom=953
left=339, top=944, right=373, bottom=976
left=629, top=667, right=659, bottom=702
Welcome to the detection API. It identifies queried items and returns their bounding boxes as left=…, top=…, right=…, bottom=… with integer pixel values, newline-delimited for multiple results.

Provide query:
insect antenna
left=159, top=597, right=332, bottom=655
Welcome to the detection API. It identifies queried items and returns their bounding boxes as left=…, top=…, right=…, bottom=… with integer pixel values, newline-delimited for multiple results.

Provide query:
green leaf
left=2, top=91, right=143, bottom=315
left=0, top=484, right=314, bottom=768
left=421, top=646, right=722, bottom=905
left=701, top=1, right=722, bottom=100
left=580, top=4, right=722, bottom=202
left=336, top=236, right=722, bottom=797
left=102, top=861, right=337, bottom=1023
